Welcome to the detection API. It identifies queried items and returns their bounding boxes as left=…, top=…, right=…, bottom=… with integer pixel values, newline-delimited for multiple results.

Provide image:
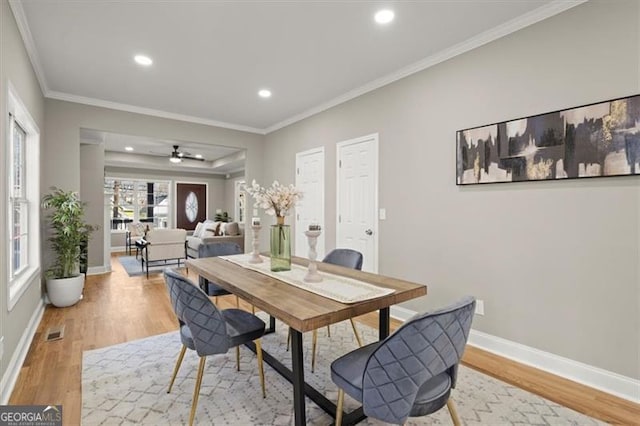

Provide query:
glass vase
left=270, top=224, right=291, bottom=272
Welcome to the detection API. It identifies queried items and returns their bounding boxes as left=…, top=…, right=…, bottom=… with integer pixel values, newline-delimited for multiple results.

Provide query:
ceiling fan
left=168, top=145, right=204, bottom=163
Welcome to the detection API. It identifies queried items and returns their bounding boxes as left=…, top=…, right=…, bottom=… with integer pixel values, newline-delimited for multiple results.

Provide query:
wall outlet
left=379, top=208, right=386, bottom=220
left=475, top=300, right=485, bottom=316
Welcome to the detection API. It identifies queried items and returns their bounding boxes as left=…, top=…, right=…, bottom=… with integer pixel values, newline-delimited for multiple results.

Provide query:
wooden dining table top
left=186, top=256, right=427, bottom=332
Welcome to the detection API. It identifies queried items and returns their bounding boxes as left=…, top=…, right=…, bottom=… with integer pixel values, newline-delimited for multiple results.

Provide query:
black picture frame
left=456, top=94, right=640, bottom=185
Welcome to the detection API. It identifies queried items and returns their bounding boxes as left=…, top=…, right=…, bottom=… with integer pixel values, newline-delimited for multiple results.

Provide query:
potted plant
left=214, top=210, right=232, bottom=222
left=42, top=187, right=97, bottom=307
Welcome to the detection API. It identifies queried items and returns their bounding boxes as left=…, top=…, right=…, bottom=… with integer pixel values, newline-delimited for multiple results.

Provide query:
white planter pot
left=46, top=275, right=84, bottom=307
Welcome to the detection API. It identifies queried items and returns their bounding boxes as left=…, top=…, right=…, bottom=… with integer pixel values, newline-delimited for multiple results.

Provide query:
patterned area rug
left=82, top=315, right=603, bottom=425
left=117, top=255, right=185, bottom=277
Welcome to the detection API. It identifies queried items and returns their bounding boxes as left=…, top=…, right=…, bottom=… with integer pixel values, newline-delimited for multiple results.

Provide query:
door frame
left=295, top=146, right=325, bottom=257
left=336, top=133, right=379, bottom=273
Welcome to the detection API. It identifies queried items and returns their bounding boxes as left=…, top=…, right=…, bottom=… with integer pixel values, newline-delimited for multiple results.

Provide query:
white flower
left=243, top=179, right=303, bottom=217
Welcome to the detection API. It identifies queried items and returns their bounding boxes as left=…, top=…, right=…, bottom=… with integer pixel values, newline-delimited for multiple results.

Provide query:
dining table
left=186, top=255, right=427, bottom=426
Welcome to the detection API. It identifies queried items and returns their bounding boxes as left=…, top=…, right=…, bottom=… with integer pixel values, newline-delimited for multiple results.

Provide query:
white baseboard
left=390, top=305, right=416, bottom=322
left=389, top=305, right=639, bottom=404
left=111, top=246, right=126, bottom=253
left=468, top=329, right=640, bottom=403
left=1, top=298, right=45, bottom=404
left=87, top=265, right=110, bottom=275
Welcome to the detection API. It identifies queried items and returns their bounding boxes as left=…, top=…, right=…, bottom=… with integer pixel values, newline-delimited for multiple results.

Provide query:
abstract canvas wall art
left=456, top=95, right=640, bottom=185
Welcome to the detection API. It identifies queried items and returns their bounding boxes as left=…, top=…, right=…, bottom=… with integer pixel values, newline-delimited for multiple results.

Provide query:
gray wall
left=0, top=0, right=45, bottom=395
left=44, top=99, right=264, bottom=269
left=80, top=144, right=105, bottom=266
left=263, top=1, right=640, bottom=379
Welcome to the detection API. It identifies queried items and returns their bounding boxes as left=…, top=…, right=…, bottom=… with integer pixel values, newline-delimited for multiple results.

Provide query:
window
left=104, top=178, right=171, bottom=229
left=235, top=179, right=246, bottom=223
left=6, top=83, right=40, bottom=310
left=10, top=121, right=28, bottom=277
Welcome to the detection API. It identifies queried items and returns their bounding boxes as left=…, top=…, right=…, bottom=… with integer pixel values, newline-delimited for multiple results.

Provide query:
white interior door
left=336, top=134, right=378, bottom=272
left=295, top=147, right=325, bottom=258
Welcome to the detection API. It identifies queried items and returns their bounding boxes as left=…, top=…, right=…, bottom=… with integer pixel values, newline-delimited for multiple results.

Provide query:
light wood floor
left=9, top=254, right=640, bottom=425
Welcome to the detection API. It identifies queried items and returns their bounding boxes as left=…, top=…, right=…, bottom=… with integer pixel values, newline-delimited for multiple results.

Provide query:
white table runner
left=220, top=254, right=394, bottom=304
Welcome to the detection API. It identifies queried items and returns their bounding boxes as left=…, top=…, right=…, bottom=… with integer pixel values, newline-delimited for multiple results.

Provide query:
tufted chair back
left=323, top=248, right=363, bottom=270
left=361, top=296, right=475, bottom=424
left=164, top=269, right=230, bottom=356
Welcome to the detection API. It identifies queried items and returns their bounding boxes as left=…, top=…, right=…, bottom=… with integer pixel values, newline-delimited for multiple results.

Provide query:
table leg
left=379, top=307, right=390, bottom=340
left=290, top=329, right=306, bottom=426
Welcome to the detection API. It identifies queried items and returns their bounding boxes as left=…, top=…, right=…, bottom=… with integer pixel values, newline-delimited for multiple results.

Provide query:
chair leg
left=236, top=346, right=240, bottom=371
left=235, top=295, right=240, bottom=308
left=167, top=344, right=187, bottom=393
left=286, top=328, right=291, bottom=351
left=327, top=325, right=331, bottom=337
left=350, top=319, right=363, bottom=347
left=215, top=296, right=219, bottom=305
left=311, top=328, right=318, bottom=373
left=335, top=388, right=344, bottom=426
left=189, top=357, right=206, bottom=426
left=446, top=398, right=461, bottom=426
left=255, top=339, right=266, bottom=398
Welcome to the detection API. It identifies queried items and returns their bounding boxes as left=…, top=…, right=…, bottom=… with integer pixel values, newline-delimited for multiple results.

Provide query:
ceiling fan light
left=169, top=157, right=182, bottom=163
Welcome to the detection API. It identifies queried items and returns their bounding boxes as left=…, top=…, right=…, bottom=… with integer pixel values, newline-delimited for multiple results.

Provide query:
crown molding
left=8, top=0, right=49, bottom=95
left=263, top=0, right=588, bottom=134
left=9, top=0, right=586, bottom=136
left=9, top=0, right=262, bottom=134
left=46, top=91, right=266, bottom=134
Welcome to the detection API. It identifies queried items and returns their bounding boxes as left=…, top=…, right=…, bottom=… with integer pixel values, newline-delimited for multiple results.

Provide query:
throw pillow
left=193, top=222, right=204, bottom=238
left=201, top=228, right=216, bottom=238
left=201, top=220, right=216, bottom=238
left=224, top=222, right=240, bottom=236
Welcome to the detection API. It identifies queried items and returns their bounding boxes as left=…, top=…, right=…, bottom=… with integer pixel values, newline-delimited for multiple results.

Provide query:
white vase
left=46, top=275, right=84, bottom=307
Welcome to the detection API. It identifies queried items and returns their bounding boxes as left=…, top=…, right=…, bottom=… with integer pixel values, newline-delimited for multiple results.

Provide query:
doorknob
left=365, top=229, right=373, bottom=236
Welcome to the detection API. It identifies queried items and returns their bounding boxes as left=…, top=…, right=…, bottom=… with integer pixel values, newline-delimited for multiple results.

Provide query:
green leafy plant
left=42, top=187, right=98, bottom=279
left=214, top=211, right=232, bottom=222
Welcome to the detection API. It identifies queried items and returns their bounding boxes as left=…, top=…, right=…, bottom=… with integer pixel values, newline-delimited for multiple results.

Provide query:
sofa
left=186, top=220, right=244, bottom=258
left=142, top=228, right=187, bottom=278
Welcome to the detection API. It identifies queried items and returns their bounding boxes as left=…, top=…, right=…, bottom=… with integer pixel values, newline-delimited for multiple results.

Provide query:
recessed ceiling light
left=374, top=9, right=394, bottom=24
left=195, top=154, right=203, bottom=159
left=134, top=54, right=153, bottom=66
left=258, top=89, right=272, bottom=98
left=125, top=146, right=134, bottom=151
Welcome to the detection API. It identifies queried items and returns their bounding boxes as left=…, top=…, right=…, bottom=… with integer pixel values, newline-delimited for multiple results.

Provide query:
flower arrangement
left=244, top=180, right=302, bottom=271
left=244, top=180, right=303, bottom=218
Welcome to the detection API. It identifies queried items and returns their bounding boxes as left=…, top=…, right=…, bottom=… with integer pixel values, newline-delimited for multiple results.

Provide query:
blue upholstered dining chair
left=163, top=269, right=266, bottom=426
left=287, top=248, right=366, bottom=371
left=331, top=296, right=476, bottom=426
left=198, top=242, right=242, bottom=307
left=323, top=248, right=364, bottom=270
left=312, top=249, right=365, bottom=372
